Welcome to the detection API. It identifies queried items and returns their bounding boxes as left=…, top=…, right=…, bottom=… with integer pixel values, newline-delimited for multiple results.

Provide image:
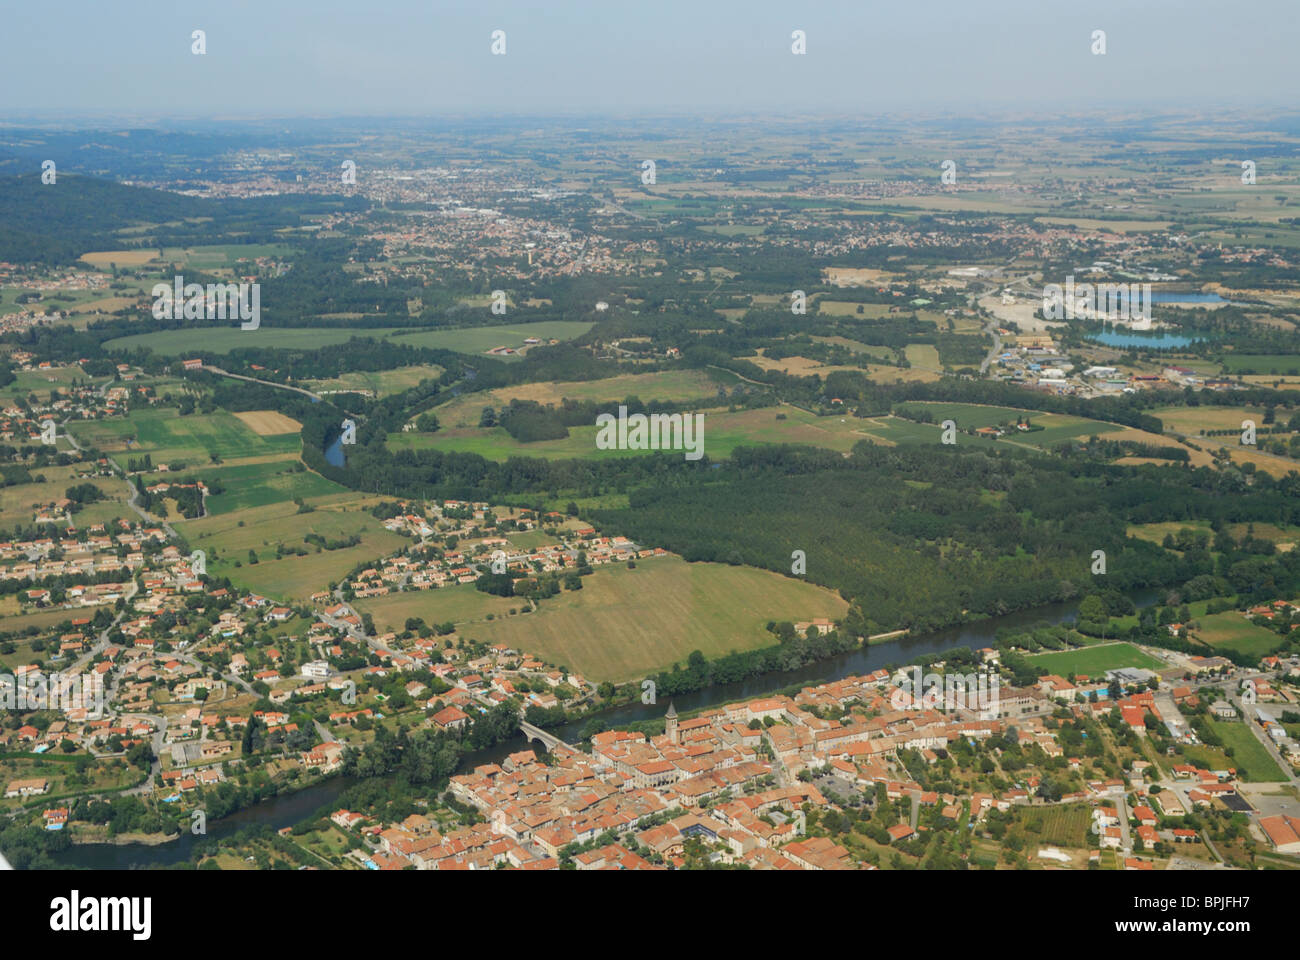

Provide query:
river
left=48, top=586, right=1161, bottom=868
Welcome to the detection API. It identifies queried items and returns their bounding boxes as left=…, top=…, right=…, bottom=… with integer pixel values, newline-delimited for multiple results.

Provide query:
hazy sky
left=1, top=0, right=1296, bottom=118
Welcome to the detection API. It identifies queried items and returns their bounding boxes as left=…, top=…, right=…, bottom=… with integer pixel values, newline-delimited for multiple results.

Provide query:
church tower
left=665, top=701, right=679, bottom=745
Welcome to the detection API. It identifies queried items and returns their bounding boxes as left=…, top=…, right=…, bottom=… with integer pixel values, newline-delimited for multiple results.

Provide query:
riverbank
left=41, top=586, right=1161, bottom=869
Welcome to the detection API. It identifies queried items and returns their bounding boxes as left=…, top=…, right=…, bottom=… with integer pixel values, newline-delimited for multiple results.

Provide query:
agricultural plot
left=430, top=369, right=722, bottom=429
left=164, top=459, right=345, bottom=514
left=1151, top=405, right=1271, bottom=435
left=104, top=327, right=403, bottom=356
left=391, top=404, right=881, bottom=461
left=888, top=401, right=1113, bottom=443
left=301, top=365, right=445, bottom=398
left=67, top=408, right=299, bottom=463
left=1183, top=718, right=1287, bottom=782
left=1193, top=611, right=1284, bottom=660
left=389, top=320, right=594, bottom=356
left=1223, top=355, right=1300, bottom=375
left=399, top=557, right=849, bottom=683
left=187, top=494, right=405, bottom=601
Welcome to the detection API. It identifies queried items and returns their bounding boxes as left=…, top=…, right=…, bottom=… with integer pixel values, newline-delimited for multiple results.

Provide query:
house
left=5, top=778, right=49, bottom=798
left=432, top=705, right=470, bottom=733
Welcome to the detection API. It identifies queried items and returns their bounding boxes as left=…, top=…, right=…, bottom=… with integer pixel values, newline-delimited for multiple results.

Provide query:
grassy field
left=389, top=321, right=594, bottom=356
left=391, top=404, right=883, bottom=461
left=104, top=327, right=404, bottom=356
left=891, top=401, right=1124, bottom=448
left=186, top=494, right=407, bottom=600
left=151, top=458, right=346, bottom=514
left=362, top=556, right=849, bottom=682
left=429, top=369, right=722, bottom=429
left=1027, top=642, right=1165, bottom=676
left=1182, top=717, right=1288, bottom=782
left=1223, top=356, right=1300, bottom=375
left=1193, top=611, right=1283, bottom=659
left=67, top=407, right=299, bottom=463
left=1151, top=405, right=1271, bottom=435
left=106, top=320, right=595, bottom=360
left=0, top=465, right=126, bottom=529
left=301, top=364, right=444, bottom=398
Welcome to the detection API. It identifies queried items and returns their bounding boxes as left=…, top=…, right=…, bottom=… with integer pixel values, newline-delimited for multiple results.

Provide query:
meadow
left=429, top=368, right=722, bottom=429
left=1182, top=718, right=1287, bottom=782
left=1193, top=611, right=1284, bottom=659
left=364, top=556, right=849, bottom=683
left=390, top=404, right=883, bottom=461
left=67, top=407, right=299, bottom=463
left=105, top=319, right=595, bottom=360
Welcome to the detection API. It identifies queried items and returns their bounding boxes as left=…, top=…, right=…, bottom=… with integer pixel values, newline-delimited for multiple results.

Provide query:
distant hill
left=0, top=173, right=214, bottom=265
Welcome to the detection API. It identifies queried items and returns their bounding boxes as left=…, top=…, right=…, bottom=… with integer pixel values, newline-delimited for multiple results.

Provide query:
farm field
left=0, top=467, right=125, bottom=529
left=104, top=327, right=404, bottom=356
left=811, top=336, right=897, bottom=360
left=153, top=458, right=346, bottom=514
left=300, top=364, right=444, bottom=398
left=390, top=404, right=883, bottom=461
left=355, top=583, right=523, bottom=633
left=750, top=354, right=865, bottom=377
left=382, top=556, right=849, bottom=683
left=903, top=344, right=942, bottom=372
left=0, top=366, right=100, bottom=403
left=1027, top=642, right=1165, bottom=675
left=109, top=320, right=596, bottom=358
left=891, top=401, right=1124, bottom=448
left=389, top=321, right=594, bottom=356
left=429, top=369, right=722, bottom=429
left=1017, top=805, right=1092, bottom=848
left=1223, top=355, right=1300, bottom=375
left=213, top=510, right=408, bottom=602
left=1183, top=718, right=1288, bottom=782
left=67, top=407, right=299, bottom=463
left=232, top=410, right=301, bottom=435
left=815, top=301, right=895, bottom=318
left=1151, top=405, right=1271, bottom=435
left=1193, top=611, right=1283, bottom=659
left=80, top=244, right=294, bottom=272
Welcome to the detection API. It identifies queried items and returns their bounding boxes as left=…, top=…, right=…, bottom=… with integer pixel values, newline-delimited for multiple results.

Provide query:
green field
left=1223, top=355, right=1300, bottom=375
left=67, top=408, right=299, bottom=463
left=301, top=364, right=445, bottom=398
left=360, top=556, right=849, bottom=682
left=892, top=402, right=1123, bottom=448
left=1194, top=611, right=1284, bottom=659
left=104, top=320, right=594, bottom=360
left=151, top=459, right=347, bottom=514
left=1027, top=642, right=1165, bottom=676
left=388, top=320, right=594, bottom=356
left=430, top=369, right=723, bottom=429
left=1182, top=717, right=1288, bottom=782
left=390, top=404, right=881, bottom=461
left=187, top=494, right=408, bottom=600
left=104, top=327, right=404, bottom=356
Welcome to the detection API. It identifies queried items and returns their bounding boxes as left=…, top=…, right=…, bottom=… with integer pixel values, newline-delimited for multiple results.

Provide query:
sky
left=0, top=0, right=1296, bottom=119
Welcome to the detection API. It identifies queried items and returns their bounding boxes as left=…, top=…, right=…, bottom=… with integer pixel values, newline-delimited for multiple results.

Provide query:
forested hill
left=0, top=174, right=213, bottom=264
left=0, top=174, right=368, bottom=265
